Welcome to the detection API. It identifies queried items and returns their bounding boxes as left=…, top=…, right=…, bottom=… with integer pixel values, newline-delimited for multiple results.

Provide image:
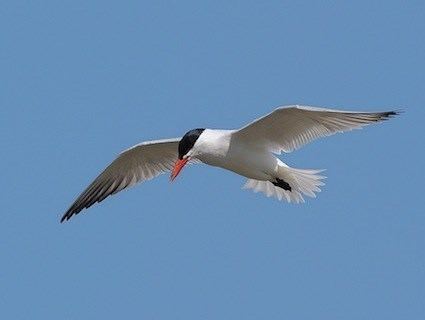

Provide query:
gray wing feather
left=235, top=105, right=399, bottom=153
left=61, top=138, right=180, bottom=222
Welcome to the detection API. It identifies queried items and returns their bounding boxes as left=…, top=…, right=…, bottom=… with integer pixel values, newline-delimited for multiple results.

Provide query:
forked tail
left=243, top=165, right=326, bottom=203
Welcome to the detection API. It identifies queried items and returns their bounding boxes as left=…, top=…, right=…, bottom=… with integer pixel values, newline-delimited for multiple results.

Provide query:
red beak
left=170, top=158, right=189, bottom=181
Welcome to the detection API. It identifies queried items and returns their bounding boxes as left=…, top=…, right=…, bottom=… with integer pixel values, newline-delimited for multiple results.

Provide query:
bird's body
left=61, top=105, right=399, bottom=222
left=193, top=129, right=276, bottom=181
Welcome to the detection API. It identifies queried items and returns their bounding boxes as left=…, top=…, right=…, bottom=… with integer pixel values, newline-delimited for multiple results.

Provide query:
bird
left=60, top=105, right=399, bottom=222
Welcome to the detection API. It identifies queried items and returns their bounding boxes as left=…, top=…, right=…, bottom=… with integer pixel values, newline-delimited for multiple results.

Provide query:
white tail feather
left=243, top=166, right=326, bottom=203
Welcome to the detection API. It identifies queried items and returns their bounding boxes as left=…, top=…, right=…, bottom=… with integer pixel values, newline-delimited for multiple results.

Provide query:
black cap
left=178, top=128, right=205, bottom=159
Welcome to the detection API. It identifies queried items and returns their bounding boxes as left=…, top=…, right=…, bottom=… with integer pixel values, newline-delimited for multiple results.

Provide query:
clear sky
left=1, top=1, right=424, bottom=319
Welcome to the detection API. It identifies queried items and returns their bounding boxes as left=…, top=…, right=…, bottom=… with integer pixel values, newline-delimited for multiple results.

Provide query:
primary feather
left=235, top=105, right=398, bottom=153
left=61, top=138, right=180, bottom=222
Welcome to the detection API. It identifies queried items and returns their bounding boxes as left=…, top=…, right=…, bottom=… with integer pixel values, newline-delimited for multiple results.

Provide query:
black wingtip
left=376, top=109, right=403, bottom=122
left=60, top=208, right=79, bottom=223
left=60, top=213, right=69, bottom=223
left=387, top=109, right=403, bottom=117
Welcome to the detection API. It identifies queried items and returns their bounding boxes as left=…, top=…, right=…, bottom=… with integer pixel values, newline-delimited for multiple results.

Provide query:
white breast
left=194, top=129, right=278, bottom=181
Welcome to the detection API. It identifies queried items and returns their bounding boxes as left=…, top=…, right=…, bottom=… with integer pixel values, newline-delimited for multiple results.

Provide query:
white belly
left=220, top=147, right=278, bottom=180
left=195, top=130, right=278, bottom=181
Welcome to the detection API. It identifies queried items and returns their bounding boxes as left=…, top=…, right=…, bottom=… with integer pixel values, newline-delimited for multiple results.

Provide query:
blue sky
left=1, top=1, right=424, bottom=319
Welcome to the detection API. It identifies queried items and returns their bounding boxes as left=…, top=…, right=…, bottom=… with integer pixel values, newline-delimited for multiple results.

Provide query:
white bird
left=61, top=105, right=399, bottom=222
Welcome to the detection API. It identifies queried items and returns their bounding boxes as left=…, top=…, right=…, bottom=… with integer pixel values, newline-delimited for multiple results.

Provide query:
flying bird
left=61, top=105, right=399, bottom=222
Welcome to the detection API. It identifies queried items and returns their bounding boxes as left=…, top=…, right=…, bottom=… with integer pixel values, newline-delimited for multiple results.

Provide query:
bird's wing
left=234, top=105, right=399, bottom=153
left=61, top=138, right=180, bottom=222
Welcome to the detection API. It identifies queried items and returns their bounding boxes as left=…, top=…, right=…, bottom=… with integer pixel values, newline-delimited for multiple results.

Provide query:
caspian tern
left=61, top=105, right=399, bottom=222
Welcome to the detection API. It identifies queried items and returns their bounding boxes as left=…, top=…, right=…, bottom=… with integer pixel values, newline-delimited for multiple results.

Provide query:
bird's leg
left=272, top=178, right=292, bottom=191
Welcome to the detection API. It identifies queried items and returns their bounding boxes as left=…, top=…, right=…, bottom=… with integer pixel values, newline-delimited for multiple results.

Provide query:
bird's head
left=170, top=128, right=205, bottom=181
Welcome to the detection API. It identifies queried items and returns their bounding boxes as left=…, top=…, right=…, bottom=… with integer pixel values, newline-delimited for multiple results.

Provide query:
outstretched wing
left=234, top=105, right=399, bottom=153
left=61, top=138, right=180, bottom=222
